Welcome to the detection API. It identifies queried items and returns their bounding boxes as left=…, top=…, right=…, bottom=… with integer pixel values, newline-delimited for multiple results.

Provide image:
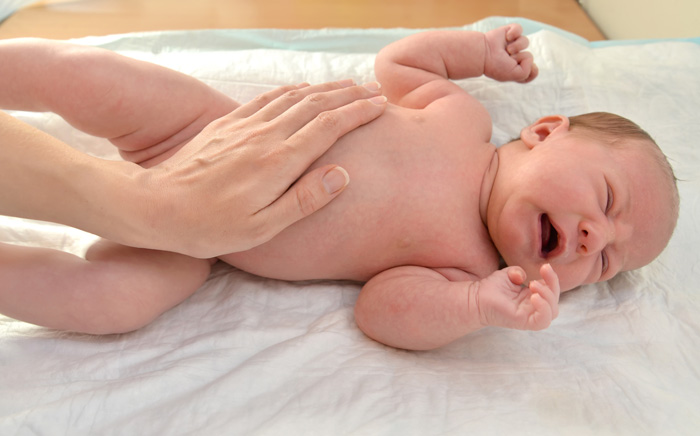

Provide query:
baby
left=0, top=25, right=678, bottom=350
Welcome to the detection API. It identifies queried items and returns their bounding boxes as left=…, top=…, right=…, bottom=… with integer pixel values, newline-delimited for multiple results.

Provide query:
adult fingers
left=231, top=84, right=302, bottom=119
left=251, top=79, right=364, bottom=122
left=267, top=82, right=384, bottom=134
left=281, top=95, right=387, bottom=171
left=254, top=164, right=350, bottom=243
left=252, top=89, right=386, bottom=245
left=222, top=79, right=360, bottom=122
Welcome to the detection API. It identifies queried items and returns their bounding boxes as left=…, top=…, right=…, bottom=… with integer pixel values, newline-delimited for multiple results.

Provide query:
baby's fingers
left=528, top=264, right=560, bottom=320
left=505, top=23, right=524, bottom=42
left=512, top=52, right=538, bottom=83
left=506, top=35, right=529, bottom=55
left=539, top=263, right=561, bottom=306
left=528, top=281, right=555, bottom=330
left=506, top=266, right=526, bottom=287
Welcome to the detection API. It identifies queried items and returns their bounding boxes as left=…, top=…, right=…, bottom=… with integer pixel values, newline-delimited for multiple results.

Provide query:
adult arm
left=0, top=37, right=387, bottom=257
left=0, top=82, right=386, bottom=257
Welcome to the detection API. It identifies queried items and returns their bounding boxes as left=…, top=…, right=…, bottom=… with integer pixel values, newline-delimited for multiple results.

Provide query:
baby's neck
left=479, top=148, right=499, bottom=227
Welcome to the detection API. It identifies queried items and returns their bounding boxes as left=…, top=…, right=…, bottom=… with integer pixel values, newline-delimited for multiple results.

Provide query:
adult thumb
left=257, top=165, right=349, bottom=240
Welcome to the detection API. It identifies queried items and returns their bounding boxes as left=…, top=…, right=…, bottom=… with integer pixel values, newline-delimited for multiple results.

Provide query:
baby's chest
left=373, top=200, right=500, bottom=277
left=332, top=157, right=497, bottom=276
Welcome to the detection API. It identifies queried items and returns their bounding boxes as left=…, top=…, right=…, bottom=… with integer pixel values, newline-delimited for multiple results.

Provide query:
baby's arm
left=0, top=38, right=238, bottom=165
left=0, top=240, right=211, bottom=334
left=354, top=264, right=559, bottom=350
left=375, top=24, right=538, bottom=108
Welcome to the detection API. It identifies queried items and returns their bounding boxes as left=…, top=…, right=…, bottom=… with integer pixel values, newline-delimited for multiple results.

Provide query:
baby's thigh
left=112, top=99, right=240, bottom=168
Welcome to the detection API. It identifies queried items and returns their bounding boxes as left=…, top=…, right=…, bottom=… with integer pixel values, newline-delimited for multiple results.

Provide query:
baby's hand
left=476, top=264, right=560, bottom=331
left=483, top=24, right=538, bottom=83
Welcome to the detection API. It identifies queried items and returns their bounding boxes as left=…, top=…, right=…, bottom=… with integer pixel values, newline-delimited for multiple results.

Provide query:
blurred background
left=0, top=0, right=697, bottom=41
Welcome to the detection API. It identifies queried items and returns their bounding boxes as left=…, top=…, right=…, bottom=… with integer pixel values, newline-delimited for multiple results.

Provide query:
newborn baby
left=0, top=24, right=678, bottom=350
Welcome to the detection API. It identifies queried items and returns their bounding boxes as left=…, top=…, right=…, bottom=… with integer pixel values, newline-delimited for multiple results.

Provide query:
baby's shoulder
left=421, top=91, right=492, bottom=142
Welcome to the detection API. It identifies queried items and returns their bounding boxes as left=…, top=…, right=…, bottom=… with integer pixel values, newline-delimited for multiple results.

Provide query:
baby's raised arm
left=354, top=264, right=560, bottom=350
left=374, top=24, right=538, bottom=108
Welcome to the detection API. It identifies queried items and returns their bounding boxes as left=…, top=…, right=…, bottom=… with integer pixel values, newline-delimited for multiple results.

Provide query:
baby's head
left=488, top=112, right=679, bottom=291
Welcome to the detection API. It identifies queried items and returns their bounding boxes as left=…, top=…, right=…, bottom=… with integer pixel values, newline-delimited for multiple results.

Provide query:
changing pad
left=1, top=18, right=699, bottom=435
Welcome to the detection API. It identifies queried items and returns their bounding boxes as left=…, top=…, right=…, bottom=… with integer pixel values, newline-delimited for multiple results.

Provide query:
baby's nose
left=577, top=219, right=611, bottom=255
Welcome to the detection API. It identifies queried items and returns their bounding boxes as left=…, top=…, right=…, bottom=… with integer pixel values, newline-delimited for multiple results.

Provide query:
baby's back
left=220, top=98, right=499, bottom=281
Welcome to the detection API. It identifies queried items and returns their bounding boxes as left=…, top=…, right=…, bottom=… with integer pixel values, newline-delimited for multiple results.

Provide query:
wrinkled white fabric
left=2, top=18, right=699, bottom=436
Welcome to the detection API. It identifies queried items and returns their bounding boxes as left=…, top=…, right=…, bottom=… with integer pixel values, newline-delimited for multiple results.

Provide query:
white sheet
left=2, top=18, right=700, bottom=435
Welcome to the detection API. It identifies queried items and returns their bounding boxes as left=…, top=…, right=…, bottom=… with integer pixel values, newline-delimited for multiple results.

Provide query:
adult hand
left=128, top=80, right=387, bottom=258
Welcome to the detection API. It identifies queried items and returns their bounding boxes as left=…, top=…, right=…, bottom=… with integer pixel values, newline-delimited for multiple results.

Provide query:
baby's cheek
left=553, top=267, right=590, bottom=292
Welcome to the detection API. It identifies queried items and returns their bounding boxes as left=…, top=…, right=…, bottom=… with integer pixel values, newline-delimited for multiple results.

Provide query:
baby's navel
left=395, top=237, right=413, bottom=250
left=411, top=114, right=426, bottom=124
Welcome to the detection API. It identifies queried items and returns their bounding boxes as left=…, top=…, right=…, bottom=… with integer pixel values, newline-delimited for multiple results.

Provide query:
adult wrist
left=68, top=158, right=150, bottom=247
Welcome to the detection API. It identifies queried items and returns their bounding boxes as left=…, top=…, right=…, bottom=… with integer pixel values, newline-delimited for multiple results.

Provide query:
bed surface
left=1, top=17, right=700, bottom=435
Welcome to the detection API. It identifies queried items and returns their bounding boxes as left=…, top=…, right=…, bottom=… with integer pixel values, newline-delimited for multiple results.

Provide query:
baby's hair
left=569, top=111, right=680, bottom=236
left=568, top=112, right=654, bottom=146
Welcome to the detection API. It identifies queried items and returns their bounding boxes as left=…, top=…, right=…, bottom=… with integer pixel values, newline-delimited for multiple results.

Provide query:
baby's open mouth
left=540, top=214, right=559, bottom=258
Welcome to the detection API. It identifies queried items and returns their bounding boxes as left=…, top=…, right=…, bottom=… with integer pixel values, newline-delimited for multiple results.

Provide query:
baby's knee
left=77, top=240, right=208, bottom=334
left=70, top=284, right=168, bottom=335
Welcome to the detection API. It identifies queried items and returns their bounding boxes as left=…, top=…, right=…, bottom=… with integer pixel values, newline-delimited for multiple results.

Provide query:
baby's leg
left=1, top=38, right=239, bottom=166
left=0, top=240, right=211, bottom=334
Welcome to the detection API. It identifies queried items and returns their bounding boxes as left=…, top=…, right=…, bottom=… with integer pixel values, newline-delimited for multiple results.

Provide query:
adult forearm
left=0, top=111, right=148, bottom=245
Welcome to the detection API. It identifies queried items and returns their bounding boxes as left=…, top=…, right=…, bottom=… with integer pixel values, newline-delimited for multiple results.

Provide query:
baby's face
left=488, top=133, right=674, bottom=292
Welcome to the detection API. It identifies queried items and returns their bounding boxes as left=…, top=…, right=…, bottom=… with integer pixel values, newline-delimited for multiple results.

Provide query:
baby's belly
left=219, top=204, right=497, bottom=282
left=218, top=219, right=464, bottom=282
left=219, top=108, right=405, bottom=280
left=219, top=104, right=498, bottom=281
left=219, top=179, right=413, bottom=281
left=218, top=237, right=377, bottom=282
left=218, top=173, right=490, bottom=282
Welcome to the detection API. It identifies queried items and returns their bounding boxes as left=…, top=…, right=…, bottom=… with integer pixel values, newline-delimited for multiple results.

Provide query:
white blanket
left=2, top=18, right=700, bottom=435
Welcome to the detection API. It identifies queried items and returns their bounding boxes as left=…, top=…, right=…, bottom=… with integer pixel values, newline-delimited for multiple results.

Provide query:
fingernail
left=362, top=81, right=382, bottom=91
left=369, top=95, right=387, bottom=105
left=322, top=166, right=350, bottom=194
left=338, top=79, right=355, bottom=88
left=296, top=82, right=310, bottom=89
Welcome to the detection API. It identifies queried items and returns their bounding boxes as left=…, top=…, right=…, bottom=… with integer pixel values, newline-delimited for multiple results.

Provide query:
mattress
left=1, top=17, right=699, bottom=435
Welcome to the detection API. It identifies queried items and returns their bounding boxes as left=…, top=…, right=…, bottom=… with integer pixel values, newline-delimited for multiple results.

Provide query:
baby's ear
left=520, top=115, right=570, bottom=149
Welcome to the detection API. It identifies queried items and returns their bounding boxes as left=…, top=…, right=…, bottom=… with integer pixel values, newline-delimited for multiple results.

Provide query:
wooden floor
left=0, top=0, right=605, bottom=40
